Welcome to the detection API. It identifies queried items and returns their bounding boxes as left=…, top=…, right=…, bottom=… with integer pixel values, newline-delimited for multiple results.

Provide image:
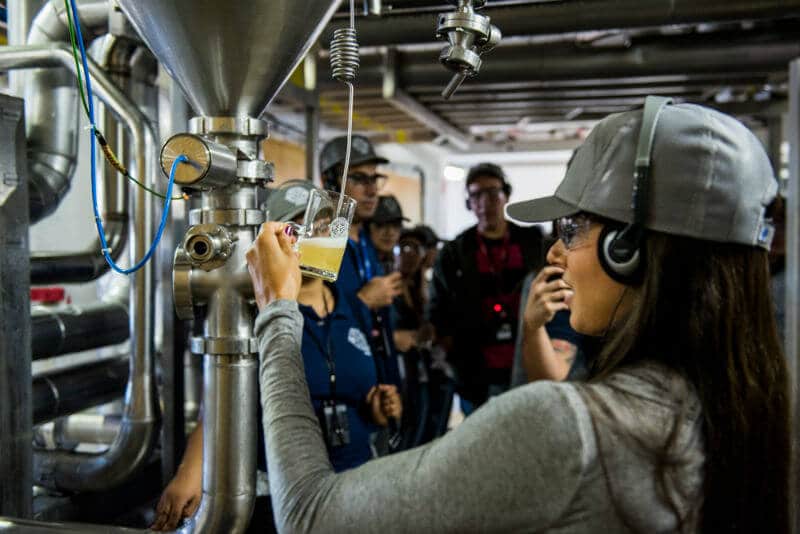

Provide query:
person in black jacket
left=427, top=163, right=546, bottom=411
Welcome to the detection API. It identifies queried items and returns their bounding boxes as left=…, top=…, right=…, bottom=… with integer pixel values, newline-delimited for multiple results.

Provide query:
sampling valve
left=436, top=0, right=501, bottom=99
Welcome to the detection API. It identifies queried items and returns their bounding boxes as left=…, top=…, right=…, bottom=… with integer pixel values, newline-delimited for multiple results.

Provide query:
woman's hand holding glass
left=246, top=222, right=302, bottom=311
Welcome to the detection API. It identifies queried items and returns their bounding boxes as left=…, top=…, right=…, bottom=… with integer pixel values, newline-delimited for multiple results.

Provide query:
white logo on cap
left=285, top=186, right=310, bottom=206
left=352, top=137, right=370, bottom=156
left=348, top=328, right=372, bottom=356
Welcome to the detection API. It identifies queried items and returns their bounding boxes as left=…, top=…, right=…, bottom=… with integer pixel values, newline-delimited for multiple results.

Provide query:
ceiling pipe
left=324, top=0, right=800, bottom=48
left=320, top=34, right=800, bottom=88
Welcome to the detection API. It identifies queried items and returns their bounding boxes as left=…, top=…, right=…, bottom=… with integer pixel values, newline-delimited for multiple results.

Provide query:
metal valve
left=160, top=133, right=238, bottom=190
left=436, top=0, right=501, bottom=99
left=182, top=224, right=235, bottom=271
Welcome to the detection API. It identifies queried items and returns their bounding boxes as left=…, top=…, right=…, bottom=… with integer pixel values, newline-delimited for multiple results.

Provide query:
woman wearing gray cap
left=246, top=99, right=789, bottom=533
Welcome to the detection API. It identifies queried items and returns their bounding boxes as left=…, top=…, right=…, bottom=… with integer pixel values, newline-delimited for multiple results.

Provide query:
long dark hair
left=589, top=231, right=790, bottom=533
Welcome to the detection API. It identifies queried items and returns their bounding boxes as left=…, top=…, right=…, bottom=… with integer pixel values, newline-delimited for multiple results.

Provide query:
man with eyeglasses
left=427, top=162, right=547, bottom=413
left=320, top=135, right=403, bottom=443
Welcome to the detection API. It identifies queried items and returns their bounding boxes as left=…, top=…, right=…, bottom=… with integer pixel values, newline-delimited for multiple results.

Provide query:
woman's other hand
left=523, top=266, right=572, bottom=330
left=246, top=222, right=302, bottom=311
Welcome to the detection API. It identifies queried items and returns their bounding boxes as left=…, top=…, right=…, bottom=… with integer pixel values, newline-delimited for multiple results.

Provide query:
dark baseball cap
left=505, top=102, right=777, bottom=250
left=414, top=224, right=441, bottom=248
left=400, top=227, right=429, bottom=246
left=266, top=179, right=316, bottom=222
left=372, top=195, right=409, bottom=225
left=320, top=134, right=389, bottom=176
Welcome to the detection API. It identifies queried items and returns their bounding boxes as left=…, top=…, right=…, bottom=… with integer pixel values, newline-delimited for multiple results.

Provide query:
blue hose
left=67, top=0, right=183, bottom=275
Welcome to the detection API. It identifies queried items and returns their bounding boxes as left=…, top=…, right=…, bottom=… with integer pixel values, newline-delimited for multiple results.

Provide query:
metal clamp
left=189, top=116, right=269, bottom=137
left=190, top=336, right=259, bottom=355
left=237, top=159, right=274, bottom=182
left=189, top=209, right=266, bottom=227
left=173, top=248, right=194, bottom=320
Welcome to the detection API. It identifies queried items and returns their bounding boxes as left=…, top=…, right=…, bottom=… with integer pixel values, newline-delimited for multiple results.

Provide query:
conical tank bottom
left=118, top=0, right=340, bottom=118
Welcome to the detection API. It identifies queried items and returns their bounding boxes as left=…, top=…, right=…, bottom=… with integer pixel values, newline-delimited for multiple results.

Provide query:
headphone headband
left=601, top=96, right=672, bottom=282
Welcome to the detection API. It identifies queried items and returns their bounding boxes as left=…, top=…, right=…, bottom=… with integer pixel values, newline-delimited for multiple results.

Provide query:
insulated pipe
left=35, top=414, right=122, bottom=448
left=7, top=0, right=46, bottom=96
left=320, top=34, right=800, bottom=88
left=324, top=0, right=800, bottom=48
left=0, top=43, right=161, bottom=492
left=33, top=358, right=128, bottom=425
left=26, top=0, right=109, bottom=223
left=29, top=35, right=140, bottom=284
left=30, top=300, right=129, bottom=360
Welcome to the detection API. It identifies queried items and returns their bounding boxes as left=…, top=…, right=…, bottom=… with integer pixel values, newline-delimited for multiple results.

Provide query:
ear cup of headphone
left=598, top=225, right=642, bottom=284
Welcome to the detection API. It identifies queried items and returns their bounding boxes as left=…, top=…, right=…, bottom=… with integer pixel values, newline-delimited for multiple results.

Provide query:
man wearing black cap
left=320, top=135, right=404, bottom=441
left=320, top=135, right=403, bottom=310
left=427, top=163, right=546, bottom=412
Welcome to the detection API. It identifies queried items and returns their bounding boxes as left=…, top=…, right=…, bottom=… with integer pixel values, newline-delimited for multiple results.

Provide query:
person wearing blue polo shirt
left=319, top=136, right=403, bottom=417
left=151, top=180, right=401, bottom=532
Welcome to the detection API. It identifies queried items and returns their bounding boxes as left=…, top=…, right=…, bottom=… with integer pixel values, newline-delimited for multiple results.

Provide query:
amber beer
left=297, top=236, right=348, bottom=282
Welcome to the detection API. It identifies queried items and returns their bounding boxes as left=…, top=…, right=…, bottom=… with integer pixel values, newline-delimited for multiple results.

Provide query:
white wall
left=436, top=150, right=573, bottom=240
left=376, top=143, right=573, bottom=240
left=374, top=142, right=451, bottom=231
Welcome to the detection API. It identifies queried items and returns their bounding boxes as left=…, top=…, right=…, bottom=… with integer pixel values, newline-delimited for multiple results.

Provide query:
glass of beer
left=287, top=189, right=356, bottom=282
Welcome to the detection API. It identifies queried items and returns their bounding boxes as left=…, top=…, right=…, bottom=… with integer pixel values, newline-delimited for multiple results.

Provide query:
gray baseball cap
left=266, top=179, right=316, bottom=222
left=505, top=102, right=777, bottom=249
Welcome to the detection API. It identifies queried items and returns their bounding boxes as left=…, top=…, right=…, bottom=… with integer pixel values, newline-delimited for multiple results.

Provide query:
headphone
left=598, top=96, right=673, bottom=284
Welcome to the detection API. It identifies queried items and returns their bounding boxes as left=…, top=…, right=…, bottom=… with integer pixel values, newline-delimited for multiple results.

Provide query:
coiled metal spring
left=330, top=27, right=359, bottom=83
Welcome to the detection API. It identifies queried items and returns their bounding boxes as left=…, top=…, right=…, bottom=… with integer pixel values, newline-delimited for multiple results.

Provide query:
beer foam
left=300, top=236, right=347, bottom=248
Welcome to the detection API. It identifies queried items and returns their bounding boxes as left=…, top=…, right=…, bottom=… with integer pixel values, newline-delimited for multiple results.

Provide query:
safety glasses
left=556, top=214, right=595, bottom=250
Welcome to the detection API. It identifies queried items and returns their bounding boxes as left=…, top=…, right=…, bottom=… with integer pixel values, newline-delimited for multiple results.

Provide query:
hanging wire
left=66, top=0, right=187, bottom=274
left=62, top=0, right=185, bottom=202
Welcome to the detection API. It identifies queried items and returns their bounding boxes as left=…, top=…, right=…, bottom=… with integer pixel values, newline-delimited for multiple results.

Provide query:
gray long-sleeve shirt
left=257, top=300, right=704, bottom=534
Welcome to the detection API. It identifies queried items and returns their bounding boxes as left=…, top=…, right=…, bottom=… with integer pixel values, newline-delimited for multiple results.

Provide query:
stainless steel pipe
left=25, top=0, right=109, bottom=223
left=0, top=42, right=161, bottom=492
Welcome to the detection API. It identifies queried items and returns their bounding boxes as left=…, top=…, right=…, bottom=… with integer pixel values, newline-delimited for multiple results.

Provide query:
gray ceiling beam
left=319, top=33, right=800, bottom=88
left=380, top=48, right=471, bottom=150
left=405, top=73, right=780, bottom=94
left=323, top=0, right=800, bottom=48
left=415, top=85, right=724, bottom=103
left=431, top=97, right=663, bottom=111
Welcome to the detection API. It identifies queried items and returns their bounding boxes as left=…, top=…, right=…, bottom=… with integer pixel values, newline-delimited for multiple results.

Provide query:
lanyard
left=303, top=306, right=337, bottom=401
left=476, top=231, right=511, bottom=293
left=349, top=228, right=374, bottom=283
left=476, top=231, right=511, bottom=275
